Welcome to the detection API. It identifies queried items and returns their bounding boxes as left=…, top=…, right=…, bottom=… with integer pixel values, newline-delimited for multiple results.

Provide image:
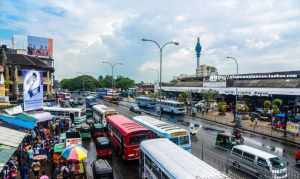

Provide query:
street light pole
left=226, top=56, right=239, bottom=128
left=101, top=61, right=123, bottom=89
left=142, top=38, right=179, bottom=120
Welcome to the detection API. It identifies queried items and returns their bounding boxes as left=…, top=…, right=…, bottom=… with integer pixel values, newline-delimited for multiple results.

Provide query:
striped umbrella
left=61, top=145, right=87, bottom=161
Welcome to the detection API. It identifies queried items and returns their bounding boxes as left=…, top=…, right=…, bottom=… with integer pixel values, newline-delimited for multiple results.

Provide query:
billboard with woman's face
left=23, top=70, right=43, bottom=111
left=27, top=36, right=53, bottom=57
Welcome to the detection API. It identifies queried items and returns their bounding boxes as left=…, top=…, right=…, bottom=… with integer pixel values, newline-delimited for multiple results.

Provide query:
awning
left=0, top=144, right=17, bottom=172
left=29, top=112, right=52, bottom=123
left=0, top=113, right=36, bottom=129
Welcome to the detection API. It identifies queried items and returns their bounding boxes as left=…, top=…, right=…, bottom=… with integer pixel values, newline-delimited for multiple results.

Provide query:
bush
left=264, top=100, right=272, bottom=112
left=218, top=101, right=227, bottom=115
left=272, top=98, right=282, bottom=108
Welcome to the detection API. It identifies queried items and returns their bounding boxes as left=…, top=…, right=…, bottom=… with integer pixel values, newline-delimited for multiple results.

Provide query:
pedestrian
left=31, top=160, right=41, bottom=179
left=253, top=117, right=258, bottom=131
left=61, top=164, right=70, bottom=179
left=39, top=171, right=49, bottom=179
left=20, top=163, right=29, bottom=179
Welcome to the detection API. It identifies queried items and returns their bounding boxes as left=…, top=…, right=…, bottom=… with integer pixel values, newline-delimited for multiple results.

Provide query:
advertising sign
left=23, top=70, right=43, bottom=111
left=27, top=36, right=53, bottom=57
left=287, top=122, right=300, bottom=134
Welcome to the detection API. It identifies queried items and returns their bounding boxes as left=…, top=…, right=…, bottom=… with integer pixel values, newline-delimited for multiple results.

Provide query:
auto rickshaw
left=91, top=123, right=107, bottom=139
left=215, top=132, right=243, bottom=150
left=295, top=150, right=300, bottom=166
left=95, top=137, right=112, bottom=159
left=79, top=123, right=91, bottom=140
left=92, top=159, right=114, bottom=179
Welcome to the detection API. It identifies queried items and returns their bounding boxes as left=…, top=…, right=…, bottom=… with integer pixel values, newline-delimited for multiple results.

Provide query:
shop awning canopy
left=0, top=113, right=36, bottom=129
left=0, top=144, right=17, bottom=172
left=29, top=112, right=52, bottom=123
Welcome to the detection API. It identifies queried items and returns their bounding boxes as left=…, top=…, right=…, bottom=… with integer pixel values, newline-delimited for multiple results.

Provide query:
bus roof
left=43, top=106, right=83, bottom=112
left=133, top=115, right=188, bottom=138
left=233, top=145, right=277, bottom=159
left=141, top=139, right=228, bottom=179
left=92, top=104, right=116, bottom=113
left=136, top=96, right=155, bottom=100
left=160, top=99, right=184, bottom=104
left=107, top=115, right=149, bottom=136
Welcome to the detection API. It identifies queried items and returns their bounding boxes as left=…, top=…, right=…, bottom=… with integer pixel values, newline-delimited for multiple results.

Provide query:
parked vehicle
left=43, top=106, right=86, bottom=125
left=95, top=137, right=112, bottom=159
left=295, top=150, right=300, bottom=166
left=229, top=145, right=287, bottom=179
left=91, top=123, right=107, bottom=139
left=135, top=96, right=156, bottom=108
left=159, top=99, right=186, bottom=115
left=92, top=159, right=114, bottom=179
left=65, top=130, right=82, bottom=147
left=129, top=104, right=142, bottom=114
left=189, top=123, right=200, bottom=135
left=140, top=138, right=228, bottom=179
left=79, top=123, right=91, bottom=140
left=92, top=104, right=118, bottom=127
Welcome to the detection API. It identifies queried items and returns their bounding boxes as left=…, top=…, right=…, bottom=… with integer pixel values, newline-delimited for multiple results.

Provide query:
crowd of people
left=1, top=118, right=76, bottom=179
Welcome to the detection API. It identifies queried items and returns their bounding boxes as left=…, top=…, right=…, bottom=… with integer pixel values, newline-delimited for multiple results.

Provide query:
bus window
left=145, top=155, right=152, bottom=169
left=243, top=152, right=255, bottom=163
left=170, top=137, right=179, bottom=145
left=129, top=134, right=148, bottom=145
left=151, top=162, right=161, bottom=179
left=257, top=157, right=269, bottom=170
left=232, top=148, right=243, bottom=157
left=161, top=172, right=170, bottom=179
left=179, top=136, right=189, bottom=145
left=74, top=112, right=79, bottom=117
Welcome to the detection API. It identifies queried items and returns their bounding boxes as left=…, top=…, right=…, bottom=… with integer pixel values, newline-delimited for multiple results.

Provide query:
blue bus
left=135, top=96, right=156, bottom=108
left=96, top=88, right=110, bottom=99
left=140, top=139, right=228, bottom=179
left=133, top=115, right=192, bottom=152
left=159, top=99, right=186, bottom=115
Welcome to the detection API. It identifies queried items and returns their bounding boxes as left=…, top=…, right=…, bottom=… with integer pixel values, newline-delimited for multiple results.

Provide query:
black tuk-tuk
left=215, top=132, right=243, bottom=150
left=92, top=159, right=114, bottom=179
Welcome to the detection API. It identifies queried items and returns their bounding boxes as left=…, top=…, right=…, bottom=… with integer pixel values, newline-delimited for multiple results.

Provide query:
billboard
left=23, top=70, right=43, bottom=111
left=27, top=36, right=53, bottom=57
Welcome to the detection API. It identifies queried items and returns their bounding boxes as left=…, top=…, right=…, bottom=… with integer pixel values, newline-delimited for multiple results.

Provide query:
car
left=129, top=104, right=142, bottom=114
left=189, top=123, right=200, bottom=135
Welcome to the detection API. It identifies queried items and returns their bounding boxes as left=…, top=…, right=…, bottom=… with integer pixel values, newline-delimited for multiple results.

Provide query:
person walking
left=31, top=160, right=41, bottom=179
left=39, top=171, right=49, bottom=179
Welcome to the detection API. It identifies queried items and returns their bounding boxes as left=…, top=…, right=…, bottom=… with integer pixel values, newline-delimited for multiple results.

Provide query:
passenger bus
left=106, top=114, right=153, bottom=160
left=92, top=104, right=118, bottom=126
left=135, top=96, right=156, bottom=108
left=85, top=95, right=98, bottom=118
left=140, top=138, right=229, bottom=179
left=133, top=115, right=192, bottom=152
left=103, top=95, right=119, bottom=104
left=43, top=106, right=86, bottom=125
left=159, top=99, right=186, bottom=115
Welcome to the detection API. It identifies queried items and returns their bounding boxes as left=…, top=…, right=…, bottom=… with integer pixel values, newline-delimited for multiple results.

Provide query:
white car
left=189, top=123, right=200, bottom=135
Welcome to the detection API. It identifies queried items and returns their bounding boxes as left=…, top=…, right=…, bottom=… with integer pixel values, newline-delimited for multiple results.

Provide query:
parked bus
left=133, top=115, right=192, bottom=152
left=106, top=114, right=153, bottom=160
left=92, top=104, right=118, bottom=126
left=159, top=99, right=186, bottom=115
left=135, top=96, right=156, bottom=108
left=57, top=92, right=71, bottom=101
left=229, top=145, right=287, bottom=179
left=43, top=106, right=86, bottom=124
left=86, top=95, right=98, bottom=118
left=140, top=138, right=229, bottom=179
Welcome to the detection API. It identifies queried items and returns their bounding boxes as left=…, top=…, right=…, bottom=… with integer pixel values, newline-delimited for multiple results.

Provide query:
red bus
left=107, top=115, right=153, bottom=160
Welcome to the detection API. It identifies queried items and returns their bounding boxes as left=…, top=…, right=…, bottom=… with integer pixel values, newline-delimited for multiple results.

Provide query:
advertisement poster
left=23, top=70, right=43, bottom=111
left=27, top=36, right=53, bottom=57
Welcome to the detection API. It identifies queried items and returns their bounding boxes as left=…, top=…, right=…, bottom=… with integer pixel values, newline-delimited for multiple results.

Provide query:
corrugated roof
left=0, top=126, right=27, bottom=147
left=6, top=54, right=54, bottom=71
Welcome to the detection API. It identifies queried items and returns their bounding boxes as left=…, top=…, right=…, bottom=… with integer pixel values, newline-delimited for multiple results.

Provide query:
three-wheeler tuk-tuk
left=91, top=123, right=107, bottom=139
left=215, top=132, right=243, bottom=150
left=95, top=137, right=112, bottom=159
left=92, top=159, right=114, bottom=179
left=79, top=123, right=91, bottom=140
left=295, top=150, right=300, bottom=166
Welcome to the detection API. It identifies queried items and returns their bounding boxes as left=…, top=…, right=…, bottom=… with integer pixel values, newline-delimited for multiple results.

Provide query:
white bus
left=140, top=138, right=229, bottom=179
left=43, top=106, right=86, bottom=124
left=92, top=104, right=118, bottom=126
left=159, top=99, right=186, bottom=114
left=133, top=115, right=191, bottom=152
left=136, top=96, right=156, bottom=108
left=229, top=145, right=287, bottom=179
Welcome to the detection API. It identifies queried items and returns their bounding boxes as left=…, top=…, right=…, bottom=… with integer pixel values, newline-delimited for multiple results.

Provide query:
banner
left=286, top=122, right=300, bottom=134
left=27, top=36, right=53, bottom=57
left=23, top=70, right=43, bottom=111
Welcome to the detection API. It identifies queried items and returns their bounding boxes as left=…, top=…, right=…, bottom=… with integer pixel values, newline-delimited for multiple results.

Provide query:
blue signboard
left=23, top=70, right=43, bottom=111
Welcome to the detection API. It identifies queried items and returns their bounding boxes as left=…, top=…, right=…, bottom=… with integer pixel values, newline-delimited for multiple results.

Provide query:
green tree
left=218, top=101, right=227, bottom=115
left=60, top=75, right=99, bottom=91
left=264, top=100, right=272, bottom=109
left=98, top=75, right=113, bottom=88
left=272, top=98, right=282, bottom=108
left=202, top=89, right=218, bottom=102
left=115, top=76, right=135, bottom=90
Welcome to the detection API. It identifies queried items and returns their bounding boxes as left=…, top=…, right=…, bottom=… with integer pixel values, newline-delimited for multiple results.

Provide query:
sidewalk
left=196, top=111, right=300, bottom=146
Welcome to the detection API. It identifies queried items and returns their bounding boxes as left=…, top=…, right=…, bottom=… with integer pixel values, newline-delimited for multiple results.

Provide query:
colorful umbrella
left=61, top=145, right=87, bottom=161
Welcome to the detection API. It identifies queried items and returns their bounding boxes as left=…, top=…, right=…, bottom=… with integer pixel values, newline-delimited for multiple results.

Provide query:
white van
left=229, top=145, right=287, bottom=179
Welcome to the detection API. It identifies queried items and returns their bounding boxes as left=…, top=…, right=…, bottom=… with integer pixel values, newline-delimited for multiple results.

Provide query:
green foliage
left=115, top=76, right=135, bottom=90
left=146, top=92, right=158, bottom=99
left=178, top=92, right=188, bottom=103
left=264, top=100, right=272, bottom=109
left=272, top=105, right=280, bottom=114
left=202, top=89, right=218, bottom=102
left=237, top=103, right=249, bottom=113
left=98, top=75, right=112, bottom=88
left=60, top=75, right=99, bottom=91
left=272, top=98, right=282, bottom=108
left=218, top=101, right=227, bottom=114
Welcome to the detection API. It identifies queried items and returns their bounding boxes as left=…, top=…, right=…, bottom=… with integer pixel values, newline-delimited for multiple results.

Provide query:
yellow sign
left=0, top=85, right=5, bottom=96
left=171, top=131, right=188, bottom=137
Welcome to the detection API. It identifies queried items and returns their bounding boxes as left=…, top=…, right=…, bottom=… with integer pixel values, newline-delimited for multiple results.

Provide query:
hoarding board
left=23, top=70, right=43, bottom=111
left=27, top=36, right=53, bottom=57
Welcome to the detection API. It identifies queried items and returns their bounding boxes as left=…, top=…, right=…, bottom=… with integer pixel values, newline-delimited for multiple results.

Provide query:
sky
left=0, top=0, right=299, bottom=82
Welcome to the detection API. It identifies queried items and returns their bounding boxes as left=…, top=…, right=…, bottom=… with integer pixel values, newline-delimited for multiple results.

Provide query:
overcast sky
left=0, top=0, right=299, bottom=82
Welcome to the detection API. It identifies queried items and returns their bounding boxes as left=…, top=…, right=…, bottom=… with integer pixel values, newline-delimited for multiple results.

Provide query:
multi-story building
left=0, top=45, right=54, bottom=101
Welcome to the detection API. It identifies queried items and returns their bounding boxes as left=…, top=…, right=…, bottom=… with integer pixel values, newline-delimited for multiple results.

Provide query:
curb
left=197, top=115, right=300, bottom=147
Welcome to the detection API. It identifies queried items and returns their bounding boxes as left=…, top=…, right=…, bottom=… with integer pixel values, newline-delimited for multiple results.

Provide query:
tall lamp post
left=141, top=38, right=179, bottom=119
left=101, top=61, right=123, bottom=89
left=226, top=56, right=239, bottom=128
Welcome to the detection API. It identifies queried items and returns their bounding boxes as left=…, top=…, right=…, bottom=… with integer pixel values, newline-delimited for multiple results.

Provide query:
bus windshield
left=179, top=135, right=190, bottom=145
left=270, top=157, right=286, bottom=170
left=129, top=134, right=149, bottom=145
